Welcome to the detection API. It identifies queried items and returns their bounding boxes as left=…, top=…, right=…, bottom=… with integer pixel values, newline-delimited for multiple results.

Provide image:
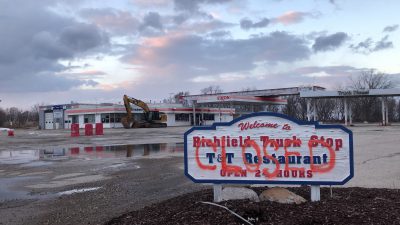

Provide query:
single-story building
left=39, top=103, right=234, bottom=129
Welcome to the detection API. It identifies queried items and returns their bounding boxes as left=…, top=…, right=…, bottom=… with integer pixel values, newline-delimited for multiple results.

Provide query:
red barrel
left=7, top=129, right=14, bottom=137
left=95, top=123, right=104, bottom=135
left=84, top=146, right=93, bottom=152
left=71, top=123, right=80, bottom=137
left=70, top=147, right=80, bottom=154
left=85, top=124, right=93, bottom=136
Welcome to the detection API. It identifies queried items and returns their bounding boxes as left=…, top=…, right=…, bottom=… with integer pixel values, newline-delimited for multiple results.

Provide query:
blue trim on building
left=184, top=112, right=354, bottom=186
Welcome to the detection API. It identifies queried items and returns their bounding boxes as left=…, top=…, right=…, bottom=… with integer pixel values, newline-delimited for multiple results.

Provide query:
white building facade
left=39, top=103, right=234, bottom=129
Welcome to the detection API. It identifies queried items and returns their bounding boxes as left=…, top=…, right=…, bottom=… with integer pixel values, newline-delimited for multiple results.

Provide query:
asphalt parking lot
left=0, top=125, right=399, bottom=225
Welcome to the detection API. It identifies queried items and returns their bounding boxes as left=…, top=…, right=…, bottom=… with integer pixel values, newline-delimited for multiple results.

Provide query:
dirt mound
left=105, top=187, right=400, bottom=225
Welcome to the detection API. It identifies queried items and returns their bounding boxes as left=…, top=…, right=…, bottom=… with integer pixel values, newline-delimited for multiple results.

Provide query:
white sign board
left=184, top=112, right=354, bottom=185
left=195, top=95, right=287, bottom=104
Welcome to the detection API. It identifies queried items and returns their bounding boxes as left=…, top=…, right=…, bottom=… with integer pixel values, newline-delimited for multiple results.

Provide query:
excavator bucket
left=121, top=117, right=131, bottom=129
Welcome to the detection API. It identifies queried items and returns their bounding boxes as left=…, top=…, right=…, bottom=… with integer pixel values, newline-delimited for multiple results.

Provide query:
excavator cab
left=145, top=111, right=160, bottom=121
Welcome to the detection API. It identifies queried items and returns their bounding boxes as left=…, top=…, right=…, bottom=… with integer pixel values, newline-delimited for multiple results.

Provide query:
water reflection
left=0, top=143, right=184, bottom=164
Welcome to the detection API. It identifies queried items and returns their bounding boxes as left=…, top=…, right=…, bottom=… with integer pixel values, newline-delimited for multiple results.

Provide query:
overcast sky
left=1, top=0, right=399, bottom=108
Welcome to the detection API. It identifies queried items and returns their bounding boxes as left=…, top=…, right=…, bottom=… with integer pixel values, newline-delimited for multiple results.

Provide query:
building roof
left=300, top=88, right=400, bottom=98
left=182, top=86, right=325, bottom=104
left=183, top=86, right=325, bottom=100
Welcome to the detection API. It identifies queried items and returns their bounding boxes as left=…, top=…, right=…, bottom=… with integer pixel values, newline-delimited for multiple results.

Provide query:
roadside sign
left=184, top=112, right=353, bottom=185
left=52, top=105, right=66, bottom=110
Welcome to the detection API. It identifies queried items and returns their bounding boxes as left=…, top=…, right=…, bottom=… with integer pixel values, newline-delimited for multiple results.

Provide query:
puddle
left=0, top=150, right=40, bottom=164
left=0, top=143, right=183, bottom=201
left=0, top=143, right=184, bottom=165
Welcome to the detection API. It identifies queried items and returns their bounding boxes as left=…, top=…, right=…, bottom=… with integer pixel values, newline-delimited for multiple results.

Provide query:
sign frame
left=184, top=112, right=354, bottom=186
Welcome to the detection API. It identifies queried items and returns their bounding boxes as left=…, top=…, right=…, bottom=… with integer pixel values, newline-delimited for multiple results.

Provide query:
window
left=109, top=113, right=125, bottom=123
left=71, top=115, right=79, bottom=124
left=175, top=113, right=189, bottom=121
left=203, top=114, right=215, bottom=121
left=115, top=113, right=125, bottom=123
left=84, top=114, right=95, bottom=123
left=101, top=114, right=110, bottom=123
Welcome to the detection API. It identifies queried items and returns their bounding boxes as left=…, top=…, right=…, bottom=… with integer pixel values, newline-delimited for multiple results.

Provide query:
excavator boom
left=121, top=95, right=167, bottom=129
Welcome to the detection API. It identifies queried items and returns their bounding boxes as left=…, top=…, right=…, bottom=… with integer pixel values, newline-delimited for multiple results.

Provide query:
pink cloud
left=274, top=11, right=308, bottom=25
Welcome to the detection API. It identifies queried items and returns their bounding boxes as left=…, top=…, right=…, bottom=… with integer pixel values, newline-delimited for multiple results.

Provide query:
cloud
left=179, top=20, right=234, bottom=34
left=0, top=0, right=107, bottom=93
left=349, top=38, right=373, bottom=54
left=121, top=31, right=311, bottom=85
left=140, top=12, right=164, bottom=31
left=312, top=32, right=348, bottom=52
left=172, top=0, right=235, bottom=21
left=132, top=0, right=170, bottom=8
left=207, top=30, right=231, bottom=38
left=173, top=0, right=233, bottom=13
left=80, top=8, right=140, bottom=35
left=59, top=24, right=109, bottom=52
left=274, top=11, right=310, bottom=25
left=350, top=35, right=393, bottom=54
left=31, top=31, right=73, bottom=59
left=60, top=70, right=107, bottom=80
left=240, top=18, right=270, bottom=30
left=374, top=35, right=394, bottom=51
left=240, top=11, right=316, bottom=31
left=383, top=24, right=399, bottom=33
left=255, top=65, right=367, bottom=90
left=294, top=66, right=363, bottom=77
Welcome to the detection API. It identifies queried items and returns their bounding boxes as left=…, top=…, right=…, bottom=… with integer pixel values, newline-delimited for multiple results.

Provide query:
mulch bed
left=105, top=187, right=400, bottom=225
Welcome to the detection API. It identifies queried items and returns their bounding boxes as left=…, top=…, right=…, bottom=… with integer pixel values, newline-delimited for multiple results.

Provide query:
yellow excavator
left=121, top=94, right=167, bottom=128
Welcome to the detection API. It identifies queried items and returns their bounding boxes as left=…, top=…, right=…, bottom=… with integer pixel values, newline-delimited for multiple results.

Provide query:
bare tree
left=1, top=106, right=39, bottom=128
left=30, top=104, right=40, bottom=123
left=7, top=107, right=20, bottom=127
left=350, top=69, right=396, bottom=90
left=349, top=70, right=397, bottom=122
left=0, top=108, right=6, bottom=127
left=316, top=99, right=336, bottom=121
left=174, top=91, right=190, bottom=103
left=265, top=105, right=280, bottom=113
left=200, top=85, right=223, bottom=94
left=282, top=96, right=308, bottom=120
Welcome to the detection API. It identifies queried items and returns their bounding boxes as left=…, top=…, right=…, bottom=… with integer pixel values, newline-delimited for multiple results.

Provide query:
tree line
left=0, top=105, right=39, bottom=128
left=282, top=70, right=399, bottom=123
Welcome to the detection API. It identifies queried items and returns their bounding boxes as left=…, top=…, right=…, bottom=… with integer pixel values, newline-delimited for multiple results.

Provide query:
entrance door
left=44, top=113, right=54, bottom=129
left=190, top=114, right=202, bottom=126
